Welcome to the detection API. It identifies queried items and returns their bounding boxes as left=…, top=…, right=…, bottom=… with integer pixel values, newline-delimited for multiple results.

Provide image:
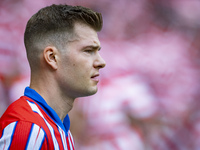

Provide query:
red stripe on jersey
left=53, top=126, right=64, bottom=150
left=66, top=136, right=71, bottom=150
left=9, top=121, right=32, bottom=149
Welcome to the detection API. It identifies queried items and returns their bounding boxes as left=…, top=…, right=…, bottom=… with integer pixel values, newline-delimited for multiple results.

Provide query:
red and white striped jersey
left=0, top=87, right=75, bottom=150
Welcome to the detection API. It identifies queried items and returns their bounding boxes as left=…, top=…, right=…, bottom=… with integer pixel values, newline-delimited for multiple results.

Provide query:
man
left=0, top=4, right=106, bottom=150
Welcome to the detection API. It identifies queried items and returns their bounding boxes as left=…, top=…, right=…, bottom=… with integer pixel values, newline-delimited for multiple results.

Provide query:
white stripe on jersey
left=68, top=131, right=75, bottom=150
left=43, top=119, right=59, bottom=150
left=68, top=131, right=74, bottom=145
left=0, top=122, right=17, bottom=150
left=27, top=100, right=59, bottom=150
left=58, top=126, right=67, bottom=150
left=27, top=100, right=44, bottom=118
left=25, top=124, right=45, bottom=150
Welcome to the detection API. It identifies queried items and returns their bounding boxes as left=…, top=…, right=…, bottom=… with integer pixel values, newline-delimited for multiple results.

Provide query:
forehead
left=71, top=23, right=101, bottom=47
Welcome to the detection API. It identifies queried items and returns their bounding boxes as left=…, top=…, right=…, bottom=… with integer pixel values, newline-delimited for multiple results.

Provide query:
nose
left=94, top=53, right=106, bottom=69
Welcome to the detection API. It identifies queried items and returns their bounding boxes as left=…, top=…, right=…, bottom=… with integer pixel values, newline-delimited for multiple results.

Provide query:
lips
left=91, top=74, right=100, bottom=82
left=91, top=74, right=99, bottom=78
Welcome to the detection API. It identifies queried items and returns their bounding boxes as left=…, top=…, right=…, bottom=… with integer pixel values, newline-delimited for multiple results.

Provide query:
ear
left=43, top=46, right=59, bottom=70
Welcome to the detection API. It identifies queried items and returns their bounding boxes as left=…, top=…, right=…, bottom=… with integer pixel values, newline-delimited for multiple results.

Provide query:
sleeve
left=0, top=121, right=47, bottom=150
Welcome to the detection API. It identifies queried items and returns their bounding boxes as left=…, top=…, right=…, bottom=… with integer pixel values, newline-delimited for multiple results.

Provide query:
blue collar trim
left=24, top=87, right=70, bottom=134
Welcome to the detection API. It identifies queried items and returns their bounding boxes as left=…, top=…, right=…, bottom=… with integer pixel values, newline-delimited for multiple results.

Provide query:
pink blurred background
left=1, top=0, right=200, bottom=149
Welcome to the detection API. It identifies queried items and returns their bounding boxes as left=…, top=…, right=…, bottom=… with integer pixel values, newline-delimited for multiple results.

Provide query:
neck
left=30, top=74, right=74, bottom=121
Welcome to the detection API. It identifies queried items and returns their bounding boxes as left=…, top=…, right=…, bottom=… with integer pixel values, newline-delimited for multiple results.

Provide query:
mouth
left=91, top=74, right=100, bottom=82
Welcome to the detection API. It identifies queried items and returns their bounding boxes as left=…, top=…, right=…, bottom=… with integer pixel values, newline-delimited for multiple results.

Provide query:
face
left=56, top=23, right=106, bottom=99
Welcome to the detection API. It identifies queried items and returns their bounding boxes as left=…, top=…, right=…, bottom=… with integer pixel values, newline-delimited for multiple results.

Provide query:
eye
left=84, top=49, right=95, bottom=54
left=85, top=50, right=91, bottom=53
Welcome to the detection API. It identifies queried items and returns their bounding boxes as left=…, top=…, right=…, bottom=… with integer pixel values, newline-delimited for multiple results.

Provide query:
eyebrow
left=83, top=45, right=101, bottom=51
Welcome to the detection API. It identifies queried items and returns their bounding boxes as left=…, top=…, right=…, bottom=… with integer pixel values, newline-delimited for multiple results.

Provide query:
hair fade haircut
left=24, top=4, right=103, bottom=69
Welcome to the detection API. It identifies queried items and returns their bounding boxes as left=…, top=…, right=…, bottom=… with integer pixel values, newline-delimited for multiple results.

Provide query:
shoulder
left=0, top=120, right=48, bottom=149
left=0, top=96, right=75, bottom=150
left=0, top=96, right=51, bottom=149
left=0, top=96, right=54, bottom=134
left=0, top=96, right=38, bottom=126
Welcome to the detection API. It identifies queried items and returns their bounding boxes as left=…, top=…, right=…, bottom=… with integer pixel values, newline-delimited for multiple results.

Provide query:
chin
left=76, top=89, right=97, bottom=98
left=89, top=89, right=98, bottom=96
left=84, top=88, right=98, bottom=97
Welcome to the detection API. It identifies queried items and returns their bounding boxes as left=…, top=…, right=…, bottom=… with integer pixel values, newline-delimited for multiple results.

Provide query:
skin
left=30, top=22, right=106, bottom=121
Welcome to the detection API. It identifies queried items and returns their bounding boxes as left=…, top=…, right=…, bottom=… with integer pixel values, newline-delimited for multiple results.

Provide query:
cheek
left=67, top=61, right=84, bottom=77
left=60, top=55, right=91, bottom=78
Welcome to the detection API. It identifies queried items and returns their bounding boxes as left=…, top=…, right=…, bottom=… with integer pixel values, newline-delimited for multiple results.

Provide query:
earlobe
left=43, top=46, right=58, bottom=70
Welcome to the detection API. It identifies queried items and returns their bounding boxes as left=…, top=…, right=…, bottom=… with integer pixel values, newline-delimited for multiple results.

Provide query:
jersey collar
left=24, top=87, right=70, bottom=134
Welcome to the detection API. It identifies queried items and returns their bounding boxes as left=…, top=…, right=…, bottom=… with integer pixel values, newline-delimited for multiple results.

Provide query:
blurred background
left=1, top=0, right=200, bottom=149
